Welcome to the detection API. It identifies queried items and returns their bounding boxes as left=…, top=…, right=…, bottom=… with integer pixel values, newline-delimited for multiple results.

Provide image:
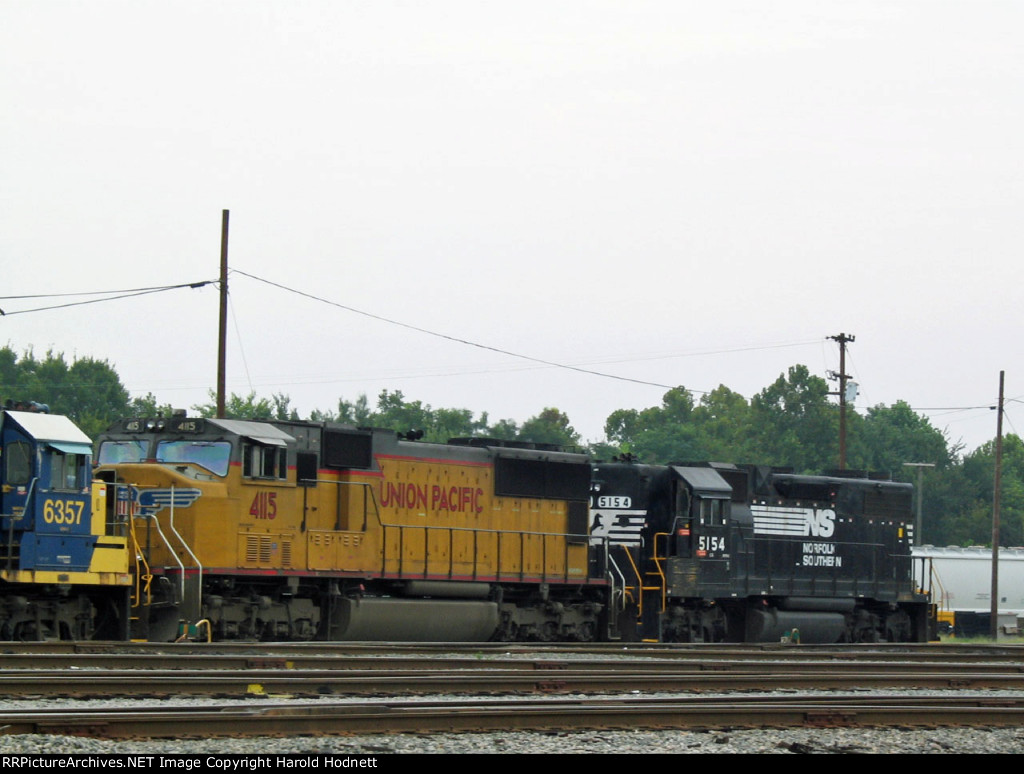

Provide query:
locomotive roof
left=205, top=418, right=295, bottom=446
left=3, top=410, right=92, bottom=450
left=670, top=465, right=733, bottom=497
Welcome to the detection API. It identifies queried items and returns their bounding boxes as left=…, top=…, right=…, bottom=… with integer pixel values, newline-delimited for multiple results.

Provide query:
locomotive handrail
left=123, top=486, right=187, bottom=603
left=309, top=479, right=383, bottom=532
left=604, top=543, right=628, bottom=606
left=604, top=547, right=633, bottom=637
left=4, top=477, right=36, bottom=574
left=651, top=532, right=669, bottom=614
left=125, top=505, right=154, bottom=608
left=166, top=484, right=203, bottom=623
left=617, top=544, right=646, bottom=621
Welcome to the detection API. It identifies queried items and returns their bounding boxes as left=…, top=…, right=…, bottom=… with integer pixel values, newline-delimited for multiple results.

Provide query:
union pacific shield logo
left=119, top=487, right=202, bottom=518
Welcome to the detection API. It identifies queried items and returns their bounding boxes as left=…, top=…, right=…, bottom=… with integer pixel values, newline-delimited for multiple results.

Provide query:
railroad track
left=3, top=694, right=1024, bottom=739
left=1, top=663, right=1024, bottom=697
left=1, top=641, right=1023, bottom=739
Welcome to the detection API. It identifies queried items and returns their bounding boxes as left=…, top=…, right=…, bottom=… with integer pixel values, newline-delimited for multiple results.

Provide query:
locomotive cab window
left=699, top=498, right=728, bottom=526
left=243, top=441, right=287, bottom=481
left=4, top=440, right=32, bottom=486
left=49, top=450, right=87, bottom=490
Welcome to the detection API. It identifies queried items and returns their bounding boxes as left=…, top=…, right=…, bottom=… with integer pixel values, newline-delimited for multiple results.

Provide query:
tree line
left=0, top=347, right=1013, bottom=548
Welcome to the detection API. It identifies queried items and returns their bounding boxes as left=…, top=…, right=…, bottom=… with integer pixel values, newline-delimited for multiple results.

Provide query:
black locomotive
left=590, top=460, right=932, bottom=643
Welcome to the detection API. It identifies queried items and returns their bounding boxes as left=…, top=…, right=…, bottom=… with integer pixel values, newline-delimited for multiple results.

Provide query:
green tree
left=603, top=387, right=704, bottom=463
left=0, top=347, right=131, bottom=437
left=311, top=395, right=374, bottom=425
left=749, top=365, right=836, bottom=472
left=192, top=391, right=299, bottom=420
left=63, top=358, right=132, bottom=437
left=129, top=392, right=176, bottom=418
left=854, top=401, right=954, bottom=476
left=518, top=407, right=581, bottom=447
left=940, top=436, right=1024, bottom=547
left=691, top=385, right=755, bottom=462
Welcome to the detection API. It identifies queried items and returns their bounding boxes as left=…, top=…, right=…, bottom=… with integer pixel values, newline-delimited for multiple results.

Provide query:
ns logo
left=806, top=508, right=836, bottom=538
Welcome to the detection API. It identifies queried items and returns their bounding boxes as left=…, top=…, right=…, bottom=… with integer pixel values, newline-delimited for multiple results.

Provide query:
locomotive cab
left=665, top=466, right=735, bottom=592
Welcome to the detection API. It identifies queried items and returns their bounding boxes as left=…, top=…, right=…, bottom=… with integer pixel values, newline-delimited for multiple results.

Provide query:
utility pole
left=990, top=370, right=1004, bottom=639
left=827, top=333, right=855, bottom=470
left=217, top=210, right=229, bottom=419
left=902, top=462, right=935, bottom=545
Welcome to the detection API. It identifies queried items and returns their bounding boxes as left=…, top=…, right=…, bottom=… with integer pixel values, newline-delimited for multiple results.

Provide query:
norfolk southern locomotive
left=590, top=461, right=930, bottom=643
left=87, top=413, right=930, bottom=644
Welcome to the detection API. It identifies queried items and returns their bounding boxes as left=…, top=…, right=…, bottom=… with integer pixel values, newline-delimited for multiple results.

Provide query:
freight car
left=912, top=545, right=1024, bottom=636
left=0, top=406, right=133, bottom=640
left=90, top=413, right=932, bottom=644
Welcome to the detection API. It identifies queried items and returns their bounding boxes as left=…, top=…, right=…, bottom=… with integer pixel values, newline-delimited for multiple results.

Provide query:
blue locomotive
left=0, top=405, right=132, bottom=640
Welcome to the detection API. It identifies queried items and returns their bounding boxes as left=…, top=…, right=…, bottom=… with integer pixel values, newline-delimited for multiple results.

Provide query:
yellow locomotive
left=94, top=414, right=603, bottom=641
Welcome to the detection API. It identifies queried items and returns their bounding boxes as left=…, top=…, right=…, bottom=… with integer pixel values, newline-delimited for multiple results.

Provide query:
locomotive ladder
left=611, top=533, right=668, bottom=641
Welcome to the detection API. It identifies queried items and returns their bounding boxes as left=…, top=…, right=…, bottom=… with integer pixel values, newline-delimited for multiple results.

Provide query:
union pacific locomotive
left=88, top=412, right=931, bottom=644
left=0, top=404, right=933, bottom=643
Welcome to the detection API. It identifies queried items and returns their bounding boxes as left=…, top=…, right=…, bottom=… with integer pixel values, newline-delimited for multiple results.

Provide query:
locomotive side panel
left=746, top=474, right=915, bottom=601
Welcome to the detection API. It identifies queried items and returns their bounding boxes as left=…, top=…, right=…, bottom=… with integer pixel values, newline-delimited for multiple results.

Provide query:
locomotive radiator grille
left=242, top=535, right=293, bottom=568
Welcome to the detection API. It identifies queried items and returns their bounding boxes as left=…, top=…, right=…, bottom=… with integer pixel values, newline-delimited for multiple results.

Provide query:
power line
left=5, top=270, right=1012, bottom=425
left=0, top=281, right=215, bottom=316
left=230, top=269, right=833, bottom=396
left=231, top=269, right=688, bottom=392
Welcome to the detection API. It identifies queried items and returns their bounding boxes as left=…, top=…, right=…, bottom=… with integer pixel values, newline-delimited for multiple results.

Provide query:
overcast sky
left=1, top=1, right=1021, bottom=456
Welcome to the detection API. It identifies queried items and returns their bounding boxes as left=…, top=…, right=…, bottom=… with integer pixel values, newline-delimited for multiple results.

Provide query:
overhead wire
left=1, top=272, right=1011, bottom=424
left=231, top=269, right=689, bottom=392
left=0, top=281, right=215, bottom=316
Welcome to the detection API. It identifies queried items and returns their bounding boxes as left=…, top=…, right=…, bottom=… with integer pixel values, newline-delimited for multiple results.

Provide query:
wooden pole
left=217, top=210, right=229, bottom=419
left=990, top=370, right=1004, bottom=639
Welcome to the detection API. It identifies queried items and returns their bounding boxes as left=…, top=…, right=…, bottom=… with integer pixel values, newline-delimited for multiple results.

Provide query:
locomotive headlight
left=145, top=419, right=157, bottom=431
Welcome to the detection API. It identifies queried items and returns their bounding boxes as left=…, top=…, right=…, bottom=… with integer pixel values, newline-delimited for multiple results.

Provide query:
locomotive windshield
left=97, top=439, right=149, bottom=464
left=155, top=440, right=231, bottom=477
